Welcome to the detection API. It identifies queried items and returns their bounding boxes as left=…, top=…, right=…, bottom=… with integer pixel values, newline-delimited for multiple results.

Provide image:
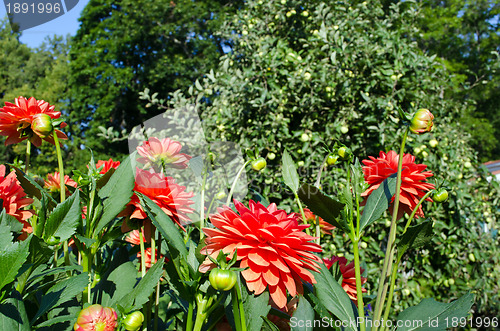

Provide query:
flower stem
left=193, top=294, right=209, bottom=331
left=403, top=190, right=434, bottom=234
left=231, top=287, right=242, bottom=331
left=139, top=229, right=146, bottom=277
left=381, top=260, right=400, bottom=329
left=53, top=133, right=65, bottom=203
left=294, top=192, right=312, bottom=237
left=24, top=140, right=31, bottom=173
left=233, top=280, right=247, bottom=331
left=352, top=239, right=366, bottom=331
left=372, top=127, right=409, bottom=329
left=200, top=171, right=207, bottom=239
left=186, top=301, right=194, bottom=331
left=226, top=160, right=251, bottom=207
left=81, top=252, right=93, bottom=304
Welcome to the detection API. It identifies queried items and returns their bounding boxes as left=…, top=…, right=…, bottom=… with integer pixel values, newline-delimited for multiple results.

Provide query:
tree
left=417, top=0, right=500, bottom=161
left=153, top=0, right=499, bottom=318
left=68, top=0, right=241, bottom=157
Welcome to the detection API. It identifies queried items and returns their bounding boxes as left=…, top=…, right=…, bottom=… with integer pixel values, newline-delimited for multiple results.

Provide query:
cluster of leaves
left=151, top=0, right=500, bottom=318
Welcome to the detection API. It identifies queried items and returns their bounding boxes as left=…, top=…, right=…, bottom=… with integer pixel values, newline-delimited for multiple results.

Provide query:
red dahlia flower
left=200, top=200, right=322, bottom=309
left=137, top=137, right=191, bottom=170
left=361, top=151, right=435, bottom=219
left=74, top=304, right=117, bottom=331
left=0, top=96, right=67, bottom=147
left=120, top=168, right=195, bottom=228
left=301, top=208, right=335, bottom=235
left=323, top=256, right=367, bottom=302
left=0, top=165, right=34, bottom=235
left=44, top=172, right=78, bottom=196
left=96, top=159, right=121, bottom=174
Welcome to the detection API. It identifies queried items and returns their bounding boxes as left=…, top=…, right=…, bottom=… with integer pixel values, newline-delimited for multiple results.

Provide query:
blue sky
left=1, top=0, right=90, bottom=48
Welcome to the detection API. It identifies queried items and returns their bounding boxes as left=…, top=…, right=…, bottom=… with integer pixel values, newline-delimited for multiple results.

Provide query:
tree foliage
left=68, top=0, right=241, bottom=156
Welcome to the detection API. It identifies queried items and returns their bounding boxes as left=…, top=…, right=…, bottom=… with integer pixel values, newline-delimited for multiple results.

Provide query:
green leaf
left=42, top=190, right=81, bottom=242
left=0, top=235, right=31, bottom=293
left=0, top=296, right=30, bottom=331
left=0, top=211, right=23, bottom=234
left=282, top=150, right=299, bottom=193
left=31, top=272, right=88, bottom=324
left=359, top=174, right=397, bottom=233
left=242, top=281, right=271, bottom=331
left=95, top=154, right=135, bottom=234
left=138, top=194, right=188, bottom=259
left=0, top=224, right=13, bottom=252
left=119, top=258, right=165, bottom=311
left=313, top=263, right=357, bottom=330
left=291, top=295, right=315, bottom=331
left=12, top=167, right=57, bottom=209
left=396, top=292, right=474, bottom=330
left=97, top=261, right=138, bottom=307
left=297, top=183, right=347, bottom=231
left=397, top=220, right=433, bottom=261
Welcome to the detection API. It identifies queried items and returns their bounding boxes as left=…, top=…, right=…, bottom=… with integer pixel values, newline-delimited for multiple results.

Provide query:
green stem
left=200, top=172, right=207, bottom=239
left=226, top=160, right=251, bottom=206
left=186, top=301, right=194, bottom=331
left=81, top=252, right=93, bottom=304
left=231, top=287, right=242, bottom=331
left=193, top=294, right=209, bottom=331
left=381, top=259, right=400, bottom=328
left=154, top=229, right=161, bottom=331
left=139, top=229, right=146, bottom=277
left=314, top=155, right=329, bottom=188
left=353, top=240, right=366, bottom=331
left=403, top=190, right=434, bottom=234
left=234, top=281, right=247, bottom=331
left=24, top=140, right=31, bottom=173
left=53, top=132, right=65, bottom=203
left=372, top=127, right=409, bottom=329
left=294, top=192, right=311, bottom=237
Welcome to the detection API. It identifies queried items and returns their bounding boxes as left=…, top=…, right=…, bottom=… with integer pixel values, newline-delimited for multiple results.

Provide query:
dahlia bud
left=409, top=109, right=434, bottom=134
left=122, top=311, right=144, bottom=331
left=433, top=189, right=448, bottom=203
left=74, top=304, right=117, bottom=331
left=337, top=146, right=351, bottom=159
left=251, top=157, right=267, bottom=172
left=31, top=113, right=54, bottom=138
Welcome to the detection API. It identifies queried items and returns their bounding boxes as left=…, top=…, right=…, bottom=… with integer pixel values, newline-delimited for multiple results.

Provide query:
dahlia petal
left=247, top=275, right=267, bottom=295
left=269, top=282, right=288, bottom=309
left=262, top=266, right=280, bottom=286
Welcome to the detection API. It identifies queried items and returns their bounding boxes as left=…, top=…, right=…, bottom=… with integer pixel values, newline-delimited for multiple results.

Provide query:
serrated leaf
left=119, top=258, right=165, bottom=311
left=282, top=150, right=299, bottom=193
left=0, top=210, right=23, bottom=234
left=31, top=272, right=88, bottom=324
left=397, top=221, right=433, bottom=261
left=43, top=190, right=80, bottom=242
left=97, top=262, right=138, bottom=307
left=297, top=183, right=347, bottom=231
left=359, top=174, right=397, bottom=233
left=291, top=295, right=315, bottom=331
left=138, top=194, right=188, bottom=259
left=12, top=167, right=57, bottom=209
left=95, top=154, right=135, bottom=234
left=0, top=235, right=31, bottom=293
left=0, top=295, right=30, bottom=331
left=396, top=293, right=474, bottom=330
left=0, top=224, right=13, bottom=251
left=242, top=280, right=271, bottom=331
left=313, top=263, right=357, bottom=330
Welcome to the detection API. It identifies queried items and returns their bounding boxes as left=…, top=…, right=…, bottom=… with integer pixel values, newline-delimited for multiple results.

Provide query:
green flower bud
left=337, top=147, right=350, bottom=159
left=433, top=189, right=448, bottom=203
left=215, top=191, right=227, bottom=200
left=326, top=154, right=338, bottom=166
left=409, top=109, right=434, bottom=134
left=122, top=311, right=144, bottom=331
left=31, top=113, right=54, bottom=138
left=209, top=268, right=237, bottom=291
left=251, top=158, right=267, bottom=171
left=267, top=152, right=276, bottom=160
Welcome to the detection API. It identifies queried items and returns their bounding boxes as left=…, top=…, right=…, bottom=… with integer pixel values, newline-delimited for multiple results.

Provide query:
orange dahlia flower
left=44, top=172, right=78, bottom=196
left=120, top=168, right=195, bottom=228
left=74, top=304, right=117, bottom=331
left=323, top=256, right=367, bottom=302
left=301, top=208, right=335, bottom=235
left=96, top=158, right=121, bottom=174
left=200, top=200, right=322, bottom=309
left=136, top=137, right=191, bottom=170
left=361, top=151, right=435, bottom=219
left=0, top=96, right=67, bottom=147
left=0, top=165, right=34, bottom=235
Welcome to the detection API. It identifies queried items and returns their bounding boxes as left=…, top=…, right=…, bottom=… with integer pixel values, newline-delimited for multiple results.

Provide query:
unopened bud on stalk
left=251, top=157, right=267, bottom=171
left=122, top=311, right=144, bottom=331
left=337, top=147, right=351, bottom=159
left=31, top=113, right=54, bottom=138
left=409, top=109, right=434, bottom=134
